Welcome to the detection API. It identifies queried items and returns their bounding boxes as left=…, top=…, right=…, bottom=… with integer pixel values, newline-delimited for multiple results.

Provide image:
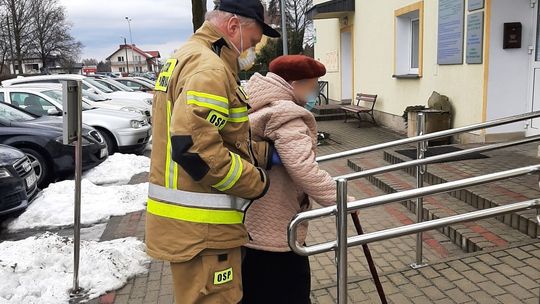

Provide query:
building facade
left=312, top=0, right=538, bottom=142
left=106, top=44, right=161, bottom=74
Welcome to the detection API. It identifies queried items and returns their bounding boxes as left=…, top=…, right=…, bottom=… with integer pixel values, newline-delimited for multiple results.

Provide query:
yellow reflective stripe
left=147, top=198, right=244, bottom=224
left=230, top=106, right=248, bottom=113
left=165, top=100, right=178, bottom=188
left=187, top=90, right=228, bottom=103
left=213, top=153, right=243, bottom=192
left=187, top=100, right=229, bottom=115
left=186, top=90, right=229, bottom=115
left=228, top=107, right=249, bottom=123
left=165, top=100, right=172, bottom=188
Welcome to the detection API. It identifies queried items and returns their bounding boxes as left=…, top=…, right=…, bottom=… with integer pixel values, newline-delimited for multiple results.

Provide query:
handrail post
left=412, top=112, right=428, bottom=269
left=336, top=179, right=348, bottom=304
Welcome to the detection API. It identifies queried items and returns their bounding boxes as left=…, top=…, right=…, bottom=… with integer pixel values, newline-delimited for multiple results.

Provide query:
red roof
left=106, top=45, right=161, bottom=60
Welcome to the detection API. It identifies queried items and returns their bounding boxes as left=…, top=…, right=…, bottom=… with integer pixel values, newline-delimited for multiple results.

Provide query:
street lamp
left=121, top=36, right=130, bottom=74
left=125, top=17, right=136, bottom=72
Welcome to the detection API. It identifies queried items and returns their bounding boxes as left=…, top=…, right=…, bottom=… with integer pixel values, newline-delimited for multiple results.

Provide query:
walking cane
left=351, top=211, right=387, bottom=304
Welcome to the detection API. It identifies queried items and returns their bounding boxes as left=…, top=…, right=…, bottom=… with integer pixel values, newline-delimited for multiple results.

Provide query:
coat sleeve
left=169, top=68, right=269, bottom=200
left=269, top=118, right=336, bottom=206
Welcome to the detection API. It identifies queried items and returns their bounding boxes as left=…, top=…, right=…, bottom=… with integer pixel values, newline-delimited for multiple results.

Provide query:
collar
left=192, top=21, right=239, bottom=77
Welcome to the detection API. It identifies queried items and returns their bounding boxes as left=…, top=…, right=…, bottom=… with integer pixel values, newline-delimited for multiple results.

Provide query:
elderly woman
left=241, top=55, right=354, bottom=304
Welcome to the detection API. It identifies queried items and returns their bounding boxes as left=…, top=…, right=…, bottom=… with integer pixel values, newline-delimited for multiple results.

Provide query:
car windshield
left=82, top=89, right=108, bottom=102
left=106, top=79, right=135, bottom=92
left=0, top=103, right=35, bottom=121
left=42, top=90, right=92, bottom=111
left=85, top=77, right=114, bottom=93
left=96, top=79, right=121, bottom=92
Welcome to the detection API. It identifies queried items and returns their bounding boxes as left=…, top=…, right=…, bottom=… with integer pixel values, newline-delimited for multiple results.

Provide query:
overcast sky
left=59, top=0, right=216, bottom=62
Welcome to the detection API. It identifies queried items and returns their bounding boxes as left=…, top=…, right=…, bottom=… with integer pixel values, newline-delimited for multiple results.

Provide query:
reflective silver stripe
left=186, top=95, right=229, bottom=113
left=213, top=153, right=242, bottom=191
left=229, top=111, right=248, bottom=119
left=148, top=183, right=250, bottom=211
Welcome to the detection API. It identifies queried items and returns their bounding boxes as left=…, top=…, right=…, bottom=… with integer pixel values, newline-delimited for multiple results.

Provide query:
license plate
left=26, top=172, right=37, bottom=188
left=100, top=148, right=108, bottom=158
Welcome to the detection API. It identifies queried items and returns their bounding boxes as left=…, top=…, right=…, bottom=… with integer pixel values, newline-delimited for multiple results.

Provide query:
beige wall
left=314, top=0, right=490, bottom=135
left=314, top=18, right=342, bottom=101
left=354, top=0, right=487, bottom=131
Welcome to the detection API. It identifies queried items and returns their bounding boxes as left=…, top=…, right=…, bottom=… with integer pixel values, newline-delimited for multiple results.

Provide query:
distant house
left=106, top=44, right=161, bottom=74
left=6, top=54, right=82, bottom=75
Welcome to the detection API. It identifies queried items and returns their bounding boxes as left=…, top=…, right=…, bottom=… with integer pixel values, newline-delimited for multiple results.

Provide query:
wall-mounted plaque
left=438, top=0, right=465, bottom=65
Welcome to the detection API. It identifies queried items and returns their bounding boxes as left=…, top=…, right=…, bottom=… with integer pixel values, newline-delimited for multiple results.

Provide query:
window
left=394, top=2, right=423, bottom=77
left=0, top=92, right=4, bottom=103
left=9, top=92, right=56, bottom=116
left=118, top=56, right=124, bottom=62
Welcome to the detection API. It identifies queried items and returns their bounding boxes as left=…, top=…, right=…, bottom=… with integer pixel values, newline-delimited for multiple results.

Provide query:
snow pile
left=0, top=233, right=150, bottom=303
left=7, top=180, right=148, bottom=232
left=83, top=153, right=150, bottom=185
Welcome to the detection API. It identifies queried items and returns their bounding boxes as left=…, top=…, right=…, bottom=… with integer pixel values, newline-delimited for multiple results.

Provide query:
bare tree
left=0, top=9, right=10, bottom=74
left=191, top=0, right=207, bottom=32
left=268, top=0, right=313, bottom=54
left=82, top=58, right=98, bottom=66
left=30, top=0, right=83, bottom=74
left=1, top=0, right=34, bottom=74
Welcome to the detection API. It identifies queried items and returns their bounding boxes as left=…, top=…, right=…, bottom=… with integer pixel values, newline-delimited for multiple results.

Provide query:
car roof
left=7, top=83, right=63, bottom=90
left=2, top=74, right=85, bottom=87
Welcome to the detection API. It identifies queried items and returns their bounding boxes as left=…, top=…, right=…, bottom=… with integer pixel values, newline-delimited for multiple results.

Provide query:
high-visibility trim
left=213, top=153, right=243, bottom=192
left=155, top=59, right=178, bottom=92
left=164, top=100, right=179, bottom=189
left=186, top=90, right=229, bottom=115
left=148, top=183, right=249, bottom=211
left=228, top=107, right=249, bottom=123
left=147, top=198, right=245, bottom=224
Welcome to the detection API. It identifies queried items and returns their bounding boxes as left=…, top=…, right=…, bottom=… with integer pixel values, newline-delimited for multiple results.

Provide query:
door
left=340, top=30, right=353, bottom=103
left=528, top=2, right=540, bottom=135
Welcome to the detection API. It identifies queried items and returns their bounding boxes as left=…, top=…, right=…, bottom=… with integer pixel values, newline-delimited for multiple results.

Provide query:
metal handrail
left=316, top=110, right=540, bottom=162
left=334, top=134, right=540, bottom=181
left=346, top=199, right=539, bottom=246
left=293, top=110, right=540, bottom=303
left=288, top=164, right=540, bottom=256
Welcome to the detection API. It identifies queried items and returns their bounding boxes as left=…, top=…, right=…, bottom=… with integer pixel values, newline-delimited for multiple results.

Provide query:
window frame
left=394, top=1, right=424, bottom=78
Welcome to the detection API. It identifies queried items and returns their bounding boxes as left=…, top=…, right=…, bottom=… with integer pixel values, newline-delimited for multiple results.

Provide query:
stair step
left=383, top=149, right=540, bottom=238
left=347, top=155, right=533, bottom=253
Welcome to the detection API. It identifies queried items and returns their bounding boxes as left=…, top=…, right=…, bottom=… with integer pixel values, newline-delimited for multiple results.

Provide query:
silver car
left=0, top=87, right=151, bottom=155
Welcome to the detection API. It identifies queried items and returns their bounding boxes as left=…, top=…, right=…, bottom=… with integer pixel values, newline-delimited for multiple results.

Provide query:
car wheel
left=97, top=129, right=116, bottom=155
left=20, top=147, right=51, bottom=189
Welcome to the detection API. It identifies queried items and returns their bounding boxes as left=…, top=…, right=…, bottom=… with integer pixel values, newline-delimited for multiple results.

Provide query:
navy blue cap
left=216, top=0, right=281, bottom=38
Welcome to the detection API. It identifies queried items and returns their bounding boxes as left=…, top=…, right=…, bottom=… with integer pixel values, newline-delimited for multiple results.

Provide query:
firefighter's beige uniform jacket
left=146, top=21, right=272, bottom=262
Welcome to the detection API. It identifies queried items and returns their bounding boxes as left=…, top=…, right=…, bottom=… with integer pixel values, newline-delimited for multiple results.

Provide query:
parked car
left=1, top=74, right=153, bottom=106
left=0, top=102, right=108, bottom=188
left=92, top=78, right=137, bottom=93
left=115, top=77, right=155, bottom=93
left=110, top=72, right=122, bottom=78
left=0, top=87, right=151, bottom=155
left=7, top=83, right=149, bottom=119
left=133, top=76, right=156, bottom=87
left=0, top=144, right=39, bottom=216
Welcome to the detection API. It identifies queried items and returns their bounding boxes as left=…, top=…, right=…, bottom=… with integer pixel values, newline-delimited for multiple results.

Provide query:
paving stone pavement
left=89, top=121, right=540, bottom=304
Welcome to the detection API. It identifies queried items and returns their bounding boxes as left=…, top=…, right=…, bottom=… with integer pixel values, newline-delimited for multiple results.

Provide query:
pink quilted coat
left=244, top=72, right=337, bottom=252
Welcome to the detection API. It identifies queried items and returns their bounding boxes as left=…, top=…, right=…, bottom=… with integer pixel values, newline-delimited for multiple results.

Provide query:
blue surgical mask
left=304, top=92, right=318, bottom=111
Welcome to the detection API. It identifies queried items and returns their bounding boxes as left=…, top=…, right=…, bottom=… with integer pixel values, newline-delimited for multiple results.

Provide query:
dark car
left=0, top=102, right=108, bottom=188
left=0, top=144, right=39, bottom=216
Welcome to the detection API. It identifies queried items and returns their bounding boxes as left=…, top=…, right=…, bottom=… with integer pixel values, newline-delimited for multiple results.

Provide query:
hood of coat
left=246, top=72, right=317, bottom=144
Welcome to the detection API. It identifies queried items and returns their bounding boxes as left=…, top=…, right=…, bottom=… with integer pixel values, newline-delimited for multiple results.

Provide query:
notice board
left=438, top=0, right=465, bottom=65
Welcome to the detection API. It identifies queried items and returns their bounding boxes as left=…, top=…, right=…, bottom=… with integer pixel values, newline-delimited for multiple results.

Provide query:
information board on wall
left=468, top=0, right=484, bottom=11
left=466, top=12, right=484, bottom=64
left=437, top=0, right=465, bottom=65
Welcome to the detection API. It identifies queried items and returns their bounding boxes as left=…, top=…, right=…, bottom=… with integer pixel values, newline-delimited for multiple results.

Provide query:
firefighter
left=145, top=0, right=281, bottom=303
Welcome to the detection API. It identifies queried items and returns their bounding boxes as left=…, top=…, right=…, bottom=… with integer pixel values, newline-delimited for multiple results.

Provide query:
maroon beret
left=269, top=55, right=326, bottom=82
